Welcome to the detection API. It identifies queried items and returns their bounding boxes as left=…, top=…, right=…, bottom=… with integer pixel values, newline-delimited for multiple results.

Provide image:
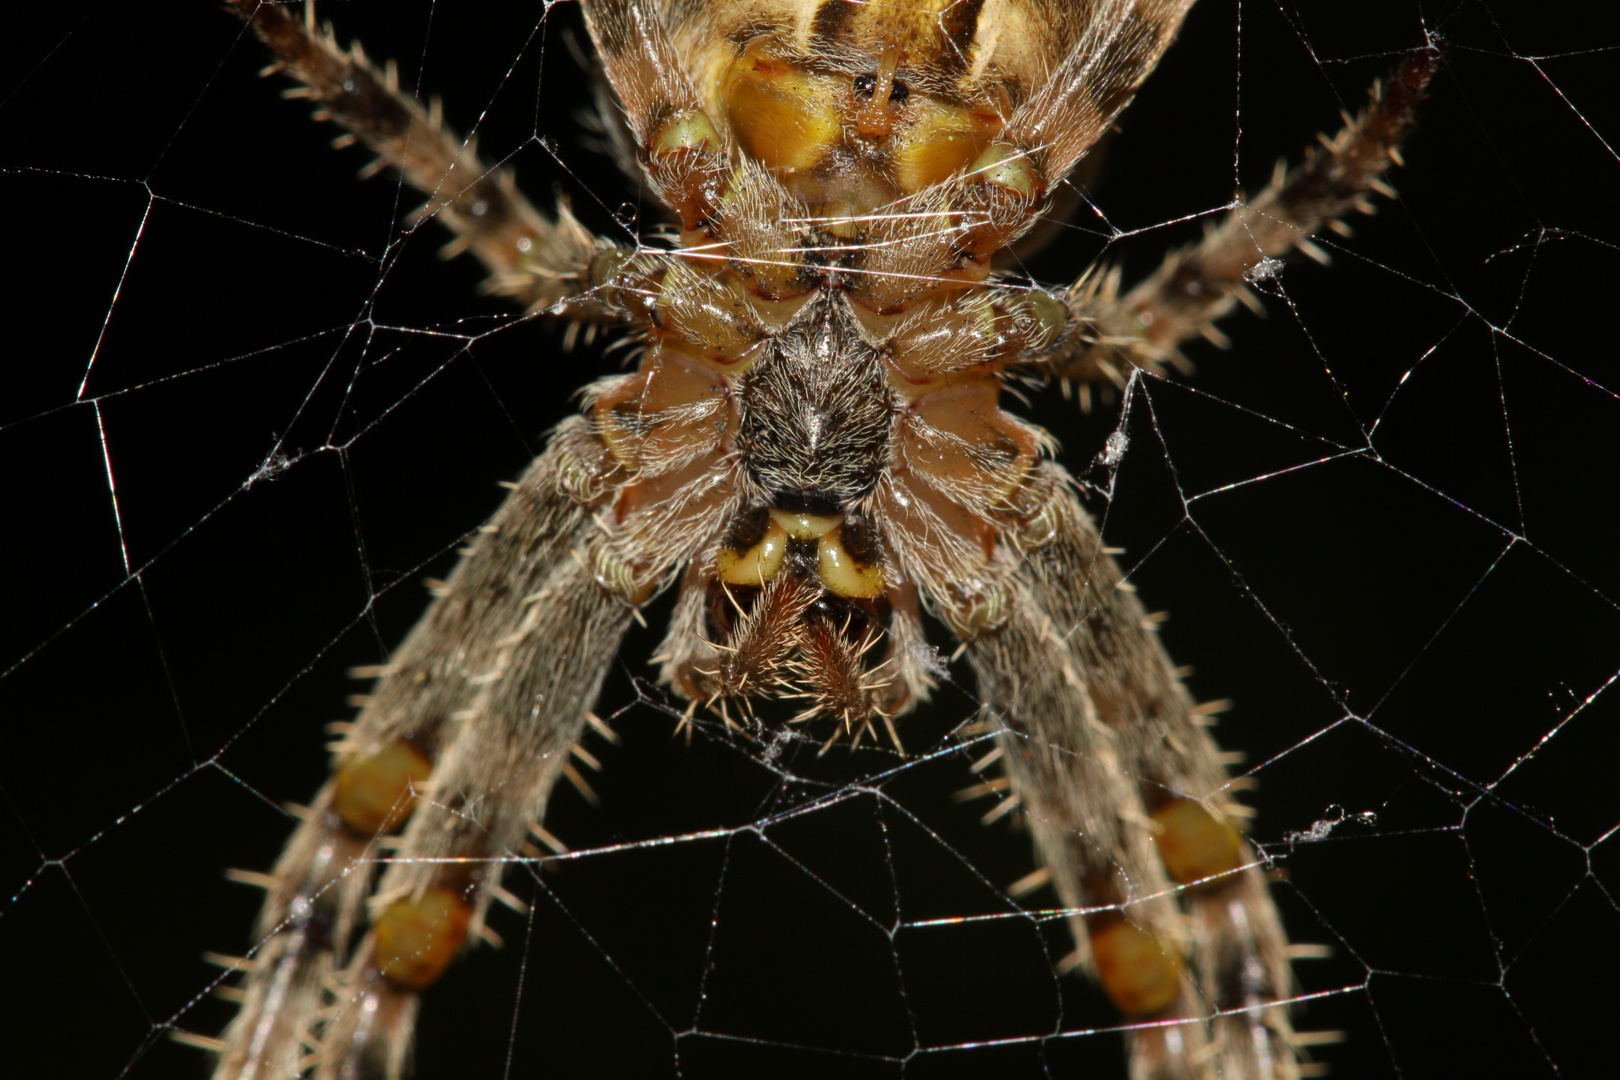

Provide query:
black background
left=3, top=2, right=1617, bottom=1077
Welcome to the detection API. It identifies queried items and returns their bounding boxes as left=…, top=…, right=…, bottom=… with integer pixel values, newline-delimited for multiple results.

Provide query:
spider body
left=202, top=3, right=1436, bottom=1078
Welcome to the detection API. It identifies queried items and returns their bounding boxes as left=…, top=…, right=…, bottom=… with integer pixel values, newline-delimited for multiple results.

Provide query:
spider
left=193, top=2, right=1435, bottom=1077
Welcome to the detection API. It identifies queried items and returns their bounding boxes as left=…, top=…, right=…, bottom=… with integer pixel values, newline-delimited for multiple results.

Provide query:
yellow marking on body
left=719, top=510, right=885, bottom=598
left=717, top=518, right=789, bottom=585
left=373, top=887, right=472, bottom=990
left=817, top=528, right=885, bottom=597
left=715, top=19, right=1009, bottom=216
left=1090, top=919, right=1185, bottom=1017
left=769, top=507, right=842, bottom=540
left=333, top=741, right=433, bottom=838
left=723, top=44, right=843, bottom=174
left=967, top=142, right=1037, bottom=196
left=650, top=110, right=722, bottom=157
left=1150, top=797, right=1244, bottom=887
left=893, top=98, right=1000, bottom=191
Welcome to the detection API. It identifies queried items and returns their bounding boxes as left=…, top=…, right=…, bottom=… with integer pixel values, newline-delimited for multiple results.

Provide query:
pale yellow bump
left=817, top=529, right=885, bottom=598
left=1021, top=289, right=1068, bottom=351
left=717, top=519, right=788, bottom=585
left=373, top=888, right=471, bottom=990
left=966, top=143, right=1037, bottom=198
left=1150, top=799, right=1245, bottom=889
left=652, top=110, right=722, bottom=157
left=589, top=246, right=633, bottom=292
left=1090, top=920, right=1185, bottom=1017
left=768, top=508, right=841, bottom=540
left=333, top=741, right=432, bottom=837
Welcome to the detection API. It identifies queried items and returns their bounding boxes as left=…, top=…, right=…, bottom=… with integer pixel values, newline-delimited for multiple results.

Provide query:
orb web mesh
left=3, top=2, right=1616, bottom=1077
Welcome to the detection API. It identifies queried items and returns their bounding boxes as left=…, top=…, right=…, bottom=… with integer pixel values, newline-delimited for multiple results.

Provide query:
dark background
left=3, top=1, right=1617, bottom=1077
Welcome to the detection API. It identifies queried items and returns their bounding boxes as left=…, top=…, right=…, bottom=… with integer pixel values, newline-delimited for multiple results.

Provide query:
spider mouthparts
left=679, top=499, right=906, bottom=737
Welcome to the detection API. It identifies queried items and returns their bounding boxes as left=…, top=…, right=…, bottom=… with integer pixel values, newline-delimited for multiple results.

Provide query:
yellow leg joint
left=373, top=887, right=472, bottom=990
left=1090, top=919, right=1185, bottom=1017
left=334, top=741, right=432, bottom=837
left=1150, top=797, right=1244, bottom=888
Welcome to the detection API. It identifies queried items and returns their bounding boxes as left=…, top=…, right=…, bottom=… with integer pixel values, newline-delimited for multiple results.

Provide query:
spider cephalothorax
left=202, top=3, right=1435, bottom=1078
left=732, top=293, right=895, bottom=515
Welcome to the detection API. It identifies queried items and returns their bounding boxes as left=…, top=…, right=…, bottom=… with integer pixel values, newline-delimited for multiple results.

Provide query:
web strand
left=3, top=2, right=1617, bottom=1077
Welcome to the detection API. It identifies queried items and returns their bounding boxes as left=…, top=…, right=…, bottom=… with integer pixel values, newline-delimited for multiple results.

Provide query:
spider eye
left=888, top=78, right=910, bottom=103
left=853, top=73, right=877, bottom=97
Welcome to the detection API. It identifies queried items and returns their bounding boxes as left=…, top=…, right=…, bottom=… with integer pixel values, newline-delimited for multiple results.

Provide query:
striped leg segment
left=224, top=1, right=607, bottom=315
left=1041, top=47, right=1441, bottom=398
left=967, top=468, right=1298, bottom=1080
left=210, top=424, right=637, bottom=1080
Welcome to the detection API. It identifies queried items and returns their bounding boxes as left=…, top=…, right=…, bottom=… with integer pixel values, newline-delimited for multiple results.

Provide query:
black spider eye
left=888, top=78, right=909, bottom=103
left=854, top=73, right=877, bottom=97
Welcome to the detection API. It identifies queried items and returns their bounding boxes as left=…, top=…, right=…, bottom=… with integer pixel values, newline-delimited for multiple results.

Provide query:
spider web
left=3, top=1, right=1617, bottom=1077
